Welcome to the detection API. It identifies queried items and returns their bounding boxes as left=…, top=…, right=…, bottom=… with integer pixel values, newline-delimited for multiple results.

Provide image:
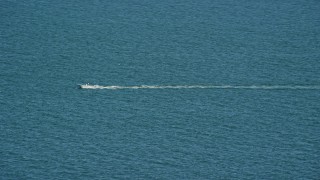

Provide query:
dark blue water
left=1, top=0, right=320, bottom=179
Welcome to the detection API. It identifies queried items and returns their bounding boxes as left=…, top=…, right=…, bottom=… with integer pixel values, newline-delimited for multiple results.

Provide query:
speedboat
left=78, top=84, right=100, bottom=89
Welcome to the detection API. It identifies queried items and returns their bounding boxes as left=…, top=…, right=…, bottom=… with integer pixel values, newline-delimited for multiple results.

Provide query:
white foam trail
left=79, top=84, right=320, bottom=90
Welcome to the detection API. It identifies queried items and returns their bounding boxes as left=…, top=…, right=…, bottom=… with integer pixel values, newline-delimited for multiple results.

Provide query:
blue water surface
left=1, top=0, right=320, bottom=179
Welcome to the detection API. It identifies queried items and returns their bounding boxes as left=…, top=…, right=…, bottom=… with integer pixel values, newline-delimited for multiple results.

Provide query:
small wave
left=79, top=84, right=320, bottom=90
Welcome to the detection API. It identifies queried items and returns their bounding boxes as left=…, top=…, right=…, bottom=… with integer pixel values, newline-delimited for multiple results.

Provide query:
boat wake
left=78, top=84, right=320, bottom=90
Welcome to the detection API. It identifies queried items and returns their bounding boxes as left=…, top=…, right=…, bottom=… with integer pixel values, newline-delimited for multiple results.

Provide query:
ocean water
left=1, top=0, right=320, bottom=179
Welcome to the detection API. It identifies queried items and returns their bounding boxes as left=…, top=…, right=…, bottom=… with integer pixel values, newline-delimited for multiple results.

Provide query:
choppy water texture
left=1, top=0, right=320, bottom=179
